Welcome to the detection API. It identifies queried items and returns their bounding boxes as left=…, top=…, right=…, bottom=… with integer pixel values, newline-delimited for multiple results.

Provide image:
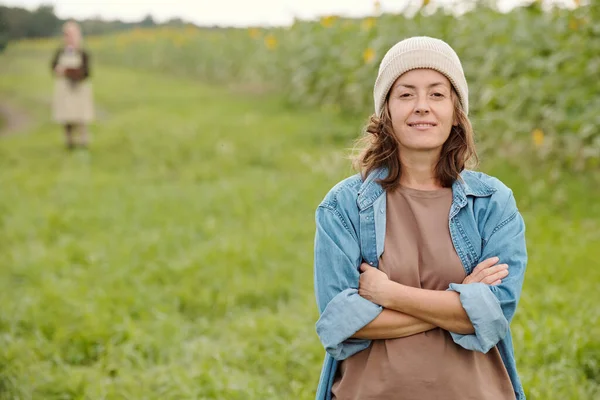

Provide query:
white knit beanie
left=373, top=36, right=469, bottom=116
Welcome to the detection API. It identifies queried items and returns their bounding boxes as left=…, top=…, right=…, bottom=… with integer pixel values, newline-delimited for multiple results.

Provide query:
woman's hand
left=359, top=263, right=394, bottom=307
left=54, top=65, right=65, bottom=77
left=462, top=257, right=508, bottom=285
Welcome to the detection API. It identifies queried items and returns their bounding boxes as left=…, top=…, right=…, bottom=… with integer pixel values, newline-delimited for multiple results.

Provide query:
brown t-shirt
left=332, top=185, right=514, bottom=400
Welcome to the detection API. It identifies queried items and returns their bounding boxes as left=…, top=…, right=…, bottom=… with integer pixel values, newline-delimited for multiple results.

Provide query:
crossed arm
left=352, top=257, right=509, bottom=339
left=315, top=200, right=526, bottom=359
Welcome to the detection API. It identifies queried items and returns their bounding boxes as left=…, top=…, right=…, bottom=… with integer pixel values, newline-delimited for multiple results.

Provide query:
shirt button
left=380, top=209, right=384, bottom=213
left=369, top=262, right=374, bottom=266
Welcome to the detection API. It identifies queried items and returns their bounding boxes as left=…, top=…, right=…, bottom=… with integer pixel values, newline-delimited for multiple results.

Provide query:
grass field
left=0, top=52, right=599, bottom=399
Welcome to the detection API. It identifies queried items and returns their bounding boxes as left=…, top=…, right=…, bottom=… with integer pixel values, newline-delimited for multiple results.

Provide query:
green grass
left=0, top=54, right=599, bottom=399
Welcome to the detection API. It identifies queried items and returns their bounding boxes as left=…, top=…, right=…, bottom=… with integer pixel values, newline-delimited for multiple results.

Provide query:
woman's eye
left=432, top=92, right=444, bottom=98
left=399, top=93, right=411, bottom=98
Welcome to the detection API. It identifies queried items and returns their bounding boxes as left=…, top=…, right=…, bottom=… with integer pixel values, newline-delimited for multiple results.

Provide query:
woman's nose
left=414, top=95, right=431, bottom=114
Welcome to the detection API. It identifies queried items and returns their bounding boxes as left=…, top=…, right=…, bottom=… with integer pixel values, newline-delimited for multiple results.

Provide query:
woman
left=51, top=21, right=94, bottom=149
left=314, top=36, right=527, bottom=399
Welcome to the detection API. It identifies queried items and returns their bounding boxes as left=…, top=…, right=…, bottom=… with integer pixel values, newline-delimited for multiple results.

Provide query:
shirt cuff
left=316, top=288, right=383, bottom=360
left=447, top=282, right=509, bottom=353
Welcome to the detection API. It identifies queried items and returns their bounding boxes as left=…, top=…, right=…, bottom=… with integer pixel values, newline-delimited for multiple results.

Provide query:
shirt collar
left=357, top=167, right=496, bottom=211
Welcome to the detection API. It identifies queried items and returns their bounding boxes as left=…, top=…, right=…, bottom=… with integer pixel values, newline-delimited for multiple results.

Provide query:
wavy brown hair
left=352, top=91, right=478, bottom=191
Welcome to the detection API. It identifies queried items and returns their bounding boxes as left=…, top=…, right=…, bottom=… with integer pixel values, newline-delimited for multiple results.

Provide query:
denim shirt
left=313, top=168, right=527, bottom=400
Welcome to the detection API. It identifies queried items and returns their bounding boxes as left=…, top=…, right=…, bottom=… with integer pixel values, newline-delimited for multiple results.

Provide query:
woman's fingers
left=484, top=264, right=509, bottom=276
left=482, top=265, right=509, bottom=284
left=464, top=259, right=509, bottom=285
left=359, top=262, right=372, bottom=273
left=471, top=256, right=500, bottom=277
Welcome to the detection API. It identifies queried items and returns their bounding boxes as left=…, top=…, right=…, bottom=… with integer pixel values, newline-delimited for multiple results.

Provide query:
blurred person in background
left=314, top=37, right=527, bottom=400
left=51, top=20, right=94, bottom=150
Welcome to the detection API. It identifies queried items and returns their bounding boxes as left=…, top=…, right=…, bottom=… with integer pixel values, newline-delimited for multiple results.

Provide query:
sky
left=0, top=0, right=574, bottom=27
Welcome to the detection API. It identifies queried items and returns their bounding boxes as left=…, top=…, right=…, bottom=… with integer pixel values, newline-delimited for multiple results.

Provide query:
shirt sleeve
left=81, top=50, right=90, bottom=79
left=51, top=48, right=61, bottom=72
left=447, top=192, right=527, bottom=353
left=314, top=205, right=383, bottom=360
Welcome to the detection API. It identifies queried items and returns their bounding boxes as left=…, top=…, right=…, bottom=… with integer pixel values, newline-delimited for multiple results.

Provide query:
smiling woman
left=389, top=70, right=459, bottom=149
left=313, top=37, right=527, bottom=400
left=358, top=66, right=477, bottom=191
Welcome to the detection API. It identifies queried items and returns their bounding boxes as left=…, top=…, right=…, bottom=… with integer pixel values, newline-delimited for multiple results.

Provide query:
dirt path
left=0, top=100, right=32, bottom=136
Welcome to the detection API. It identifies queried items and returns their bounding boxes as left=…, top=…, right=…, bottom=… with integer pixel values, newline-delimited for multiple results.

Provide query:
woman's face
left=387, top=68, right=457, bottom=155
left=63, top=26, right=79, bottom=47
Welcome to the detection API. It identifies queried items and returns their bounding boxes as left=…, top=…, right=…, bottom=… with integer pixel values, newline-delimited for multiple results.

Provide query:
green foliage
left=0, top=5, right=61, bottom=40
left=18, top=2, right=590, bottom=174
left=1, top=48, right=599, bottom=399
left=0, top=10, right=8, bottom=52
left=0, top=5, right=199, bottom=41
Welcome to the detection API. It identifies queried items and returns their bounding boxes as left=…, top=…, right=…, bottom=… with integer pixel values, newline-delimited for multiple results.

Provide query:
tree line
left=0, top=4, right=197, bottom=52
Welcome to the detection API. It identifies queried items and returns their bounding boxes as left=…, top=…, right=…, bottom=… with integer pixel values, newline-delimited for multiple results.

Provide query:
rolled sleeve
left=448, top=191, right=527, bottom=353
left=316, top=288, right=382, bottom=360
left=447, top=282, right=508, bottom=353
left=314, top=205, right=382, bottom=360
